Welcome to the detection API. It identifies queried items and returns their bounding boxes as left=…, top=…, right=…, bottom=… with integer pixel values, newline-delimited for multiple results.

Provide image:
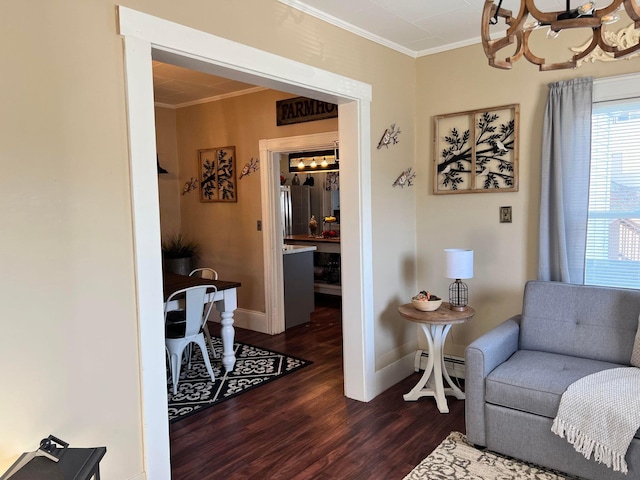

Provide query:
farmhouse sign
left=276, top=96, right=338, bottom=126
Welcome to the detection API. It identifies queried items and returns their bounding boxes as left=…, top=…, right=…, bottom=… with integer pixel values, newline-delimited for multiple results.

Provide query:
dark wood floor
left=169, top=294, right=466, bottom=479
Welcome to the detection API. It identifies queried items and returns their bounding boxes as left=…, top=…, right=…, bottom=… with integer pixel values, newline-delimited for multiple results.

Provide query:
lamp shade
left=445, top=249, right=474, bottom=279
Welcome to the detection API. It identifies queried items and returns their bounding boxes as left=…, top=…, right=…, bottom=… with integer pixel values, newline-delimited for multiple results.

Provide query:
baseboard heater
left=417, top=351, right=466, bottom=380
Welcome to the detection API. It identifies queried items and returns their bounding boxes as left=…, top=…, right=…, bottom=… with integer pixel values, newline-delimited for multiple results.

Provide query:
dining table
left=163, top=271, right=242, bottom=372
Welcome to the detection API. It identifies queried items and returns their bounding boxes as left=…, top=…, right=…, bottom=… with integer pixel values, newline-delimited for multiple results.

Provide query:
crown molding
left=154, top=86, right=267, bottom=109
left=415, top=36, right=485, bottom=57
left=277, top=0, right=418, bottom=58
left=277, top=0, right=484, bottom=58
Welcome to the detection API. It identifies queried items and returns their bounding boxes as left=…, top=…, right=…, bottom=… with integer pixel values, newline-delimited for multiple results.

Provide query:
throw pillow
left=632, top=316, right=640, bottom=368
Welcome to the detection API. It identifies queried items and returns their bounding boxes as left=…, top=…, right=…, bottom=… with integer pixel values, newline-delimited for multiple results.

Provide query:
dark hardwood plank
left=169, top=294, right=465, bottom=479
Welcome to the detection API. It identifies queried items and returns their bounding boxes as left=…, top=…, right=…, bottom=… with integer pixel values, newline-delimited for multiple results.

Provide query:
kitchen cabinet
left=282, top=245, right=316, bottom=328
left=283, top=235, right=341, bottom=296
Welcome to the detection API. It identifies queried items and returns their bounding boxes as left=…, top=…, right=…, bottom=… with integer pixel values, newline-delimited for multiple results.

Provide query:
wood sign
left=276, top=96, right=338, bottom=126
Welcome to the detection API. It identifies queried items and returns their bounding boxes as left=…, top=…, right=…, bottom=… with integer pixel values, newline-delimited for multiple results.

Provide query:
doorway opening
left=259, top=131, right=340, bottom=334
left=119, top=6, right=373, bottom=478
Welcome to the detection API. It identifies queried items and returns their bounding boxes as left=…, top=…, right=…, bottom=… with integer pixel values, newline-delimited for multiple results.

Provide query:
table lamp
left=445, top=248, right=473, bottom=311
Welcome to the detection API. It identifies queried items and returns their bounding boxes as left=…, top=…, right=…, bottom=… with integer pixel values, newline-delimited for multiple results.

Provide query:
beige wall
left=0, top=1, right=416, bottom=478
left=156, top=107, right=182, bottom=237
left=6, top=0, right=636, bottom=476
left=416, top=30, right=640, bottom=358
left=168, top=90, right=338, bottom=312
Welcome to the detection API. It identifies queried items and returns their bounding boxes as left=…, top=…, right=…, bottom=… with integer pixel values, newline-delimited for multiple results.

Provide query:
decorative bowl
left=411, top=298, right=443, bottom=312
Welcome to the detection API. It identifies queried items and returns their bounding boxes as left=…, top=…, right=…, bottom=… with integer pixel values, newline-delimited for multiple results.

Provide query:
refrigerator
left=281, top=185, right=312, bottom=237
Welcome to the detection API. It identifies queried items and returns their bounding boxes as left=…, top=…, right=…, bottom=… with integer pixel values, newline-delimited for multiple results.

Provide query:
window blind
left=585, top=98, right=640, bottom=288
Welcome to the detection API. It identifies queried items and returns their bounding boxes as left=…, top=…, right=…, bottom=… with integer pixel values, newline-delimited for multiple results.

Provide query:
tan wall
left=156, top=107, right=182, bottom=238
left=12, top=0, right=636, bottom=476
left=172, top=90, right=338, bottom=311
left=0, top=1, right=416, bottom=478
left=416, top=28, right=640, bottom=358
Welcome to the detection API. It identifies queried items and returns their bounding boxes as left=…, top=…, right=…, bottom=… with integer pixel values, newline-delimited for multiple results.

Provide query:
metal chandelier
left=481, top=0, right=640, bottom=70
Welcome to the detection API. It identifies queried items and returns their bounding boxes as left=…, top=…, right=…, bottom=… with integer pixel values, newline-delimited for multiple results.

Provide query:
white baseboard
left=231, top=308, right=269, bottom=333
left=418, top=351, right=465, bottom=379
left=371, top=352, right=416, bottom=399
left=207, top=308, right=270, bottom=334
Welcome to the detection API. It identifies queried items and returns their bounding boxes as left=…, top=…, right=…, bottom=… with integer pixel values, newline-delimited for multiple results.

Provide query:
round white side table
left=399, top=302, right=475, bottom=413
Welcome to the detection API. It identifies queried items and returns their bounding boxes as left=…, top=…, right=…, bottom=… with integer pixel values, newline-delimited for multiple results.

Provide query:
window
left=585, top=76, right=640, bottom=289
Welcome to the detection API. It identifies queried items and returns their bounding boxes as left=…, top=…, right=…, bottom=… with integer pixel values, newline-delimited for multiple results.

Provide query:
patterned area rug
left=168, top=336, right=311, bottom=422
left=404, top=432, right=581, bottom=480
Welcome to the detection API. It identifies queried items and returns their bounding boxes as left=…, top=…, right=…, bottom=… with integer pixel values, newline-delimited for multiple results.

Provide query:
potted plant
left=162, top=233, right=200, bottom=275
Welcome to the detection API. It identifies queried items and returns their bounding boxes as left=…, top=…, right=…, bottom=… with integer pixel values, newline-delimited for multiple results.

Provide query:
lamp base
left=449, top=304, right=468, bottom=312
left=448, top=279, right=469, bottom=312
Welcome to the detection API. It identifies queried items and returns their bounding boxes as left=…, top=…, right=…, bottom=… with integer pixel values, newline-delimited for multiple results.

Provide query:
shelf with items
left=313, top=251, right=341, bottom=296
left=321, top=216, right=339, bottom=239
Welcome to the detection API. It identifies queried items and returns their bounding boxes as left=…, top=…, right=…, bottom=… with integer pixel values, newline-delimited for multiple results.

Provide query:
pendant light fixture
left=482, top=0, right=640, bottom=70
left=288, top=149, right=339, bottom=173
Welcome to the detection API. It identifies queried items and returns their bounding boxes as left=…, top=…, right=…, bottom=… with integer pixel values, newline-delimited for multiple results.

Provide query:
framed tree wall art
left=198, top=146, right=237, bottom=202
left=433, top=104, right=519, bottom=194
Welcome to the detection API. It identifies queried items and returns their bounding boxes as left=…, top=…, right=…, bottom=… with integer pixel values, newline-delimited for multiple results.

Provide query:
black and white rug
left=168, top=336, right=311, bottom=423
left=404, top=432, right=580, bottom=479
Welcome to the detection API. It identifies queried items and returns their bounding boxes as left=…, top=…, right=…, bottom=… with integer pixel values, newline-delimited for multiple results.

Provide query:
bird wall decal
left=377, top=123, right=401, bottom=149
left=393, top=167, right=416, bottom=188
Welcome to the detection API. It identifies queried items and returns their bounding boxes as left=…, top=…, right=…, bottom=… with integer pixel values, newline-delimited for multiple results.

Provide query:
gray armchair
left=465, top=280, right=640, bottom=480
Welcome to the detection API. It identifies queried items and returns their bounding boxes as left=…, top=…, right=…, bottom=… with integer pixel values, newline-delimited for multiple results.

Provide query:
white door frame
left=118, top=6, right=374, bottom=479
left=259, top=131, right=339, bottom=335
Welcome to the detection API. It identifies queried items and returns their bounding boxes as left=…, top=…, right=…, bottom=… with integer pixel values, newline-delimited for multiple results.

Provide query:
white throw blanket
left=551, top=367, right=640, bottom=473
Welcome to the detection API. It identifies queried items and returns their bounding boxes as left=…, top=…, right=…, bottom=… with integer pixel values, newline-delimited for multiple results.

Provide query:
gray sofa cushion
left=486, top=350, right=640, bottom=444
left=486, top=350, right=625, bottom=418
left=520, top=281, right=640, bottom=364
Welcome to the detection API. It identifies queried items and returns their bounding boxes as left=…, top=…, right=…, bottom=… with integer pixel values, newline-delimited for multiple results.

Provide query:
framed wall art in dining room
left=198, top=146, right=237, bottom=203
left=433, top=104, right=519, bottom=195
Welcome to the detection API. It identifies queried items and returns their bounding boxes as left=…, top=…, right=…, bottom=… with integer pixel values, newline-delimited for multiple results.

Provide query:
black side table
left=3, top=447, right=106, bottom=480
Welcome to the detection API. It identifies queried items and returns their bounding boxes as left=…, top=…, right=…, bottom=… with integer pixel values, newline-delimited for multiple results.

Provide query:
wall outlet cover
left=500, top=206, right=512, bottom=223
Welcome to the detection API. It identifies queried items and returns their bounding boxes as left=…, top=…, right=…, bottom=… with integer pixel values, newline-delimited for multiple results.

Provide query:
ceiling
left=153, top=0, right=575, bottom=106
left=278, top=0, right=583, bottom=56
left=153, top=61, right=266, bottom=108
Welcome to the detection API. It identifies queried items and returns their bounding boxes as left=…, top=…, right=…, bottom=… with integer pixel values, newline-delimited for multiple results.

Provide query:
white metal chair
left=189, top=267, right=219, bottom=280
left=164, top=285, right=216, bottom=395
left=189, top=267, right=219, bottom=358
